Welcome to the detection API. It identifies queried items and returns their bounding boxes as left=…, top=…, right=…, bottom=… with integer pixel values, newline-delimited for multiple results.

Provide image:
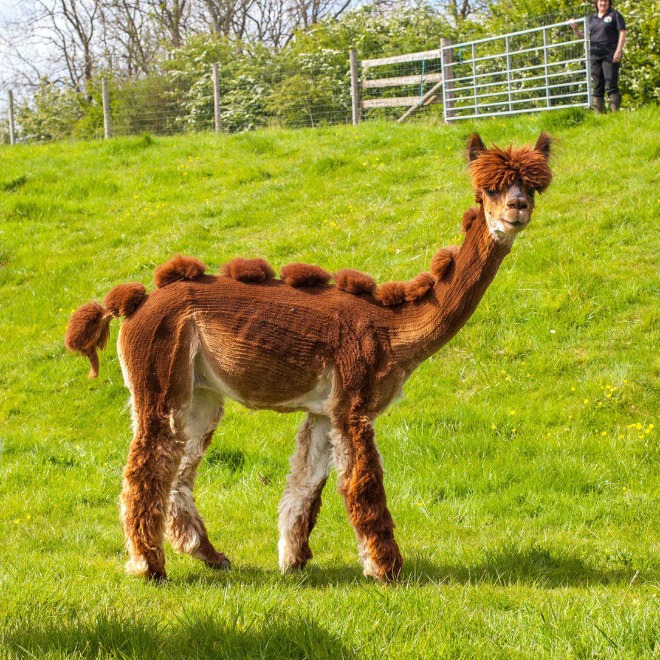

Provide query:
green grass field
left=0, top=107, right=659, bottom=658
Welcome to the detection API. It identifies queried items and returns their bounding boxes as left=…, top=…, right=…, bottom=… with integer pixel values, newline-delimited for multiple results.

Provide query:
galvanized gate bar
left=449, top=68, right=587, bottom=94
left=449, top=57, right=587, bottom=86
left=441, top=19, right=586, bottom=50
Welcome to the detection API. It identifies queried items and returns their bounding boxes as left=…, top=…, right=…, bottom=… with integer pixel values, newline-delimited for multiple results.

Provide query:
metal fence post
left=102, top=78, right=111, bottom=139
left=583, top=18, right=592, bottom=108
left=350, top=49, right=361, bottom=126
left=212, top=63, right=222, bottom=132
left=440, top=38, right=454, bottom=121
left=471, top=43, right=478, bottom=116
left=543, top=27, right=551, bottom=107
left=8, top=90, right=16, bottom=145
left=505, top=36, right=512, bottom=112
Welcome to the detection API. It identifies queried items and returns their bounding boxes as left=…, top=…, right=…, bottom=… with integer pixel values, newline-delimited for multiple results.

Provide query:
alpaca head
left=467, top=133, right=552, bottom=244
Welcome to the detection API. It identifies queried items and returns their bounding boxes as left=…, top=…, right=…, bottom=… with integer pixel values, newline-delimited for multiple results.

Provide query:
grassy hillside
left=0, top=107, right=658, bottom=658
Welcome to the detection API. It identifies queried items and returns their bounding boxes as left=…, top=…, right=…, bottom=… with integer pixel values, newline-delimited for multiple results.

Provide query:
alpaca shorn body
left=66, top=133, right=552, bottom=582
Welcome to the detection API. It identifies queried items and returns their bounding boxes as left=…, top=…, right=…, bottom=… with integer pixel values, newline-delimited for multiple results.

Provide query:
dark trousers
left=590, top=49, right=620, bottom=97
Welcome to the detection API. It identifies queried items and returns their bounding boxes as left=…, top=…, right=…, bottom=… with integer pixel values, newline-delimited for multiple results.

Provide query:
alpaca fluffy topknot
left=470, top=143, right=552, bottom=193
left=375, top=281, right=406, bottom=306
left=222, top=257, right=275, bottom=283
left=462, top=208, right=479, bottom=232
left=154, top=255, right=207, bottom=288
left=404, top=273, right=435, bottom=302
left=431, top=246, right=458, bottom=280
left=280, top=263, right=331, bottom=288
left=104, top=283, right=147, bottom=317
left=334, top=269, right=377, bottom=295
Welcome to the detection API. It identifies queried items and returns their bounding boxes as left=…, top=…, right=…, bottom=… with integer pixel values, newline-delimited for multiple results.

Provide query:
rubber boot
left=609, top=93, right=621, bottom=112
left=593, top=96, right=605, bottom=114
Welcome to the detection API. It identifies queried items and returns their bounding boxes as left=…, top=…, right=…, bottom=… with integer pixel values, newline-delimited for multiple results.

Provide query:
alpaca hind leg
left=166, top=388, right=229, bottom=569
left=278, top=414, right=332, bottom=572
left=120, top=408, right=186, bottom=581
left=331, top=405, right=403, bottom=582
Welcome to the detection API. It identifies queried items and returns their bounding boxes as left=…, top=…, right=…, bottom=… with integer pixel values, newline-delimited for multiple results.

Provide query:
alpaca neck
left=393, top=207, right=512, bottom=369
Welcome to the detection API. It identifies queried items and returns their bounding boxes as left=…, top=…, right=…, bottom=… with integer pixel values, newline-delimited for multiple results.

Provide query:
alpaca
left=66, top=133, right=552, bottom=582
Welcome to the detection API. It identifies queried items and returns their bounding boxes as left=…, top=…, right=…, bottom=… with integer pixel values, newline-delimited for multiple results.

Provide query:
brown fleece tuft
left=280, top=263, right=331, bottom=288
left=222, top=257, right=275, bottom=283
left=375, top=281, right=406, bottom=306
left=470, top=143, right=552, bottom=193
left=154, top=255, right=206, bottom=288
left=65, top=302, right=113, bottom=378
left=404, top=273, right=435, bottom=302
left=104, top=283, right=147, bottom=317
left=431, top=246, right=458, bottom=280
left=462, top=207, right=479, bottom=232
left=334, top=269, right=377, bottom=295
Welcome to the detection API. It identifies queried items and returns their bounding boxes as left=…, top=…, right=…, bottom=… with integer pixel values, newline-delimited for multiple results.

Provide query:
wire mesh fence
left=1, top=58, right=353, bottom=144
left=1, top=4, right=595, bottom=144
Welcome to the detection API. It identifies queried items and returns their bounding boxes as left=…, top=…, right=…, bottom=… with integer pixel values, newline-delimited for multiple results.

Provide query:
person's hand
left=613, top=49, right=623, bottom=63
left=568, top=20, right=582, bottom=37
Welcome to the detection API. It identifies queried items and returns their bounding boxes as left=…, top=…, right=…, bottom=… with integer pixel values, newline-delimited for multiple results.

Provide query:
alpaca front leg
left=331, top=411, right=403, bottom=582
left=278, top=414, right=333, bottom=572
left=120, top=412, right=185, bottom=581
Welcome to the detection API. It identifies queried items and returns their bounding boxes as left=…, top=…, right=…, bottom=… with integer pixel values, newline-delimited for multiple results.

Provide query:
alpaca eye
left=485, top=189, right=498, bottom=197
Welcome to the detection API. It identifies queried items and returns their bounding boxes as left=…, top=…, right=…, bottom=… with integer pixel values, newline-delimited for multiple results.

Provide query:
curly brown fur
left=222, top=257, right=275, bottom=283
left=334, top=269, right=377, bottom=295
left=104, top=283, right=147, bottom=317
left=154, top=255, right=206, bottom=288
left=404, top=273, right=435, bottom=302
left=280, top=263, right=331, bottom=288
left=462, top=207, right=479, bottom=232
left=431, top=246, right=458, bottom=280
left=336, top=399, right=403, bottom=581
left=375, top=281, right=406, bottom=306
left=469, top=138, right=552, bottom=193
left=65, top=302, right=113, bottom=378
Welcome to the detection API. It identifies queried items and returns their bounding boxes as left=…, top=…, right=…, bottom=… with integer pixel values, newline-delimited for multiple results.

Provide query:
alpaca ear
left=467, top=133, right=486, bottom=162
left=534, top=132, right=552, bottom=160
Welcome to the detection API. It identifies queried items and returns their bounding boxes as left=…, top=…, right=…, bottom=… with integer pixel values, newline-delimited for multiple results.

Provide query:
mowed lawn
left=0, top=107, right=658, bottom=658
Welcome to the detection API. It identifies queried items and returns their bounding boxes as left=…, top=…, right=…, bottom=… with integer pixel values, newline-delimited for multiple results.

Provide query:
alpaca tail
left=65, top=282, right=147, bottom=379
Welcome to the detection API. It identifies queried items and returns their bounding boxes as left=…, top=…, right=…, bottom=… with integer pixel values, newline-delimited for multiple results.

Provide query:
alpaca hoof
left=206, top=555, right=231, bottom=570
left=147, top=570, right=168, bottom=583
left=280, top=559, right=308, bottom=574
left=363, top=549, right=403, bottom=583
left=278, top=538, right=312, bottom=574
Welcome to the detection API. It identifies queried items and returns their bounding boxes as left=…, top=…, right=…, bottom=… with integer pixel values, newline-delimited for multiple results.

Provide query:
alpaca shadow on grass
left=175, top=562, right=366, bottom=588
left=6, top=612, right=354, bottom=660
left=174, top=546, right=645, bottom=590
left=404, top=546, right=645, bottom=589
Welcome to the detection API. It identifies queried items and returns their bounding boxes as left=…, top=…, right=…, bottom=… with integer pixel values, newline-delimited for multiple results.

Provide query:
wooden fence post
left=102, top=78, right=111, bottom=139
left=212, top=63, right=222, bottom=132
left=440, top=38, right=454, bottom=121
left=349, top=48, right=361, bottom=126
left=8, top=90, right=16, bottom=145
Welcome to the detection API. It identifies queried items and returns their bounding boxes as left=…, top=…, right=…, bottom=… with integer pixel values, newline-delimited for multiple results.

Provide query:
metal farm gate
left=441, top=19, right=591, bottom=121
left=354, top=19, right=591, bottom=123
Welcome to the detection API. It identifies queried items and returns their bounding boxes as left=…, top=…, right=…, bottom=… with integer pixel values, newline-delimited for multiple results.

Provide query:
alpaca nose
left=507, top=195, right=528, bottom=210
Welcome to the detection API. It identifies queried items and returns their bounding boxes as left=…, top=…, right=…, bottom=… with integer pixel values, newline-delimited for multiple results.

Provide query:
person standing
left=572, top=0, right=627, bottom=112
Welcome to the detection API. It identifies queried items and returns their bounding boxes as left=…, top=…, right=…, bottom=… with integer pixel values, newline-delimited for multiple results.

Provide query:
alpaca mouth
left=501, top=216, right=529, bottom=231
